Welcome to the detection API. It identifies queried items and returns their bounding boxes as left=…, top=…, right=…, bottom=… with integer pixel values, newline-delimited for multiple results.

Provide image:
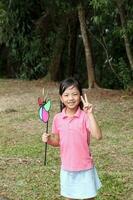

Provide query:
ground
left=0, top=79, right=133, bottom=200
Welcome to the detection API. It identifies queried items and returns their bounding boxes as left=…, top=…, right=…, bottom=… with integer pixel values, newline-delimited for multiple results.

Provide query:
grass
left=0, top=79, right=133, bottom=200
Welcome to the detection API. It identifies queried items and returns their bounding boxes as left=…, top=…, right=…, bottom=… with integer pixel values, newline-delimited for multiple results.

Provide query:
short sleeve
left=52, top=114, right=59, bottom=134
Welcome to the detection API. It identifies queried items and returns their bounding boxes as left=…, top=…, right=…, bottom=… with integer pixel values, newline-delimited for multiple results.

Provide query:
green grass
left=0, top=79, right=133, bottom=200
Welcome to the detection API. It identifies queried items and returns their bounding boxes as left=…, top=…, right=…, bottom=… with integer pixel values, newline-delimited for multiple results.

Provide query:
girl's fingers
left=81, top=94, right=89, bottom=105
left=42, top=133, right=50, bottom=138
left=42, top=133, right=51, bottom=141
left=81, top=94, right=93, bottom=111
left=84, top=93, right=88, bottom=104
left=81, top=95, right=86, bottom=105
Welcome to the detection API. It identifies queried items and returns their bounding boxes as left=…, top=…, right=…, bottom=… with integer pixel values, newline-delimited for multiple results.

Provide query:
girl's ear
left=60, top=95, right=64, bottom=103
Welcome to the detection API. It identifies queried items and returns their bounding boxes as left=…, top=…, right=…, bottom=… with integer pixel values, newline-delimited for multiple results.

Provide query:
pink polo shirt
left=52, top=107, right=94, bottom=171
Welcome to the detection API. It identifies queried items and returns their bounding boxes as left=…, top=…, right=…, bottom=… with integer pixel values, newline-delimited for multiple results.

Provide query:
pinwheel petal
left=38, top=97, right=44, bottom=106
left=42, top=109, right=49, bottom=123
left=39, top=107, right=43, bottom=120
left=43, top=100, right=51, bottom=111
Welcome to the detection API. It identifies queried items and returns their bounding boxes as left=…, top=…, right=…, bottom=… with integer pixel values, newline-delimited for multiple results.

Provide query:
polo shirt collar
left=61, top=107, right=81, bottom=118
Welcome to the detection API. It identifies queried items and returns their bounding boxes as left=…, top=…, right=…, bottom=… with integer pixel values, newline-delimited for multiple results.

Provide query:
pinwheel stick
left=44, top=122, right=48, bottom=165
left=42, top=88, right=47, bottom=165
left=43, top=88, right=48, bottom=165
left=38, top=89, right=51, bottom=166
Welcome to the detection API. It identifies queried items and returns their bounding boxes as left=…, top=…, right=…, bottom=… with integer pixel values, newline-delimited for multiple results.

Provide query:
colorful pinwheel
left=38, top=92, right=51, bottom=165
left=38, top=98, right=51, bottom=123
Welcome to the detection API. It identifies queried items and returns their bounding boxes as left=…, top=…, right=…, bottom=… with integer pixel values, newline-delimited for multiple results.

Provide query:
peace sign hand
left=81, top=93, right=93, bottom=114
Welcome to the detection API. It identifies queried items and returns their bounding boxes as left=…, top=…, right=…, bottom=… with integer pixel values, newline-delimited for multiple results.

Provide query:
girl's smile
left=60, top=85, right=81, bottom=112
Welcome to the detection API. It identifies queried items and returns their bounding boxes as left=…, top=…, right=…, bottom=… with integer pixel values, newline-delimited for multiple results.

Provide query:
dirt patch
left=0, top=79, right=58, bottom=112
left=0, top=79, right=132, bottom=111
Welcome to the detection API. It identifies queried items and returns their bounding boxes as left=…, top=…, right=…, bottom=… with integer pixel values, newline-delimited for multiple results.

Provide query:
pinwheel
left=38, top=89, right=51, bottom=165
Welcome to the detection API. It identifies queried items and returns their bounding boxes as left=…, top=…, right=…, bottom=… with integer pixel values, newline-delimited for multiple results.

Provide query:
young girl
left=42, top=77, right=102, bottom=200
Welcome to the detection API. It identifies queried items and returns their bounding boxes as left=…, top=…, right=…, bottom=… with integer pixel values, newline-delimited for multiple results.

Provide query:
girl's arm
left=81, top=94, right=102, bottom=140
left=88, top=113, right=102, bottom=140
left=42, top=133, right=60, bottom=147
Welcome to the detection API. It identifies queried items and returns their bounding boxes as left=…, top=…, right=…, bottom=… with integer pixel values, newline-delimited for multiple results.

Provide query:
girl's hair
left=59, top=77, right=83, bottom=111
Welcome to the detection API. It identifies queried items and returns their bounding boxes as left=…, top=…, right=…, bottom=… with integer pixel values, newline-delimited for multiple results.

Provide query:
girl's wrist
left=87, top=112, right=95, bottom=118
left=87, top=111, right=93, bottom=115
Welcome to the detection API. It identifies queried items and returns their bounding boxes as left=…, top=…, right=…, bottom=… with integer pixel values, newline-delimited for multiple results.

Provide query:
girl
left=42, top=77, right=102, bottom=200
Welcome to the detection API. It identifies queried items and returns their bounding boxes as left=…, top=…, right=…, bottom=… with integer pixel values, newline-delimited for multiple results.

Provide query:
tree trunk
left=0, top=44, right=15, bottom=78
left=49, top=19, right=67, bottom=81
left=78, top=3, right=97, bottom=88
left=116, top=0, right=133, bottom=71
left=67, top=12, right=78, bottom=76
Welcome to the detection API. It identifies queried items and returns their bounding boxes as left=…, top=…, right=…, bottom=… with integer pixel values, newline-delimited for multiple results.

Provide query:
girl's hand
left=81, top=93, right=93, bottom=114
left=42, top=132, right=51, bottom=143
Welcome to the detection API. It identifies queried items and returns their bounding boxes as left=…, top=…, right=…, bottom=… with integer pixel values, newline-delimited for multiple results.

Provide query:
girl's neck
left=65, top=107, right=78, bottom=117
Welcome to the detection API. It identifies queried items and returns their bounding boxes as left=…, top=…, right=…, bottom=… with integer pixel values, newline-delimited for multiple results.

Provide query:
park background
left=0, top=0, right=133, bottom=199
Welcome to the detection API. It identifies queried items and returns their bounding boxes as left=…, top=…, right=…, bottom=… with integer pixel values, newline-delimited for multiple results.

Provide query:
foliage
left=89, top=0, right=133, bottom=89
left=115, top=58, right=132, bottom=89
left=0, top=0, right=133, bottom=89
left=0, top=0, right=52, bottom=79
left=0, top=2, right=6, bottom=43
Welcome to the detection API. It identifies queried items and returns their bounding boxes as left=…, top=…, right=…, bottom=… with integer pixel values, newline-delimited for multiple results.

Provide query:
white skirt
left=60, top=167, right=102, bottom=199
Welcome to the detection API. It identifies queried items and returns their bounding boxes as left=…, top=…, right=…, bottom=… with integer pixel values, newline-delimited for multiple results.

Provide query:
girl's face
left=60, top=85, right=81, bottom=111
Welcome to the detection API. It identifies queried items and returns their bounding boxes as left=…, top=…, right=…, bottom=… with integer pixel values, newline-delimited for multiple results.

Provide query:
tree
left=66, top=11, right=78, bottom=77
left=78, top=2, right=97, bottom=88
left=115, top=0, right=133, bottom=72
left=49, top=15, right=68, bottom=81
left=89, top=0, right=133, bottom=89
left=0, top=0, right=132, bottom=89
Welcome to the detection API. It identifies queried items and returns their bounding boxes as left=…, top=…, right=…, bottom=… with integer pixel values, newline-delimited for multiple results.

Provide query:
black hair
left=59, top=77, right=83, bottom=111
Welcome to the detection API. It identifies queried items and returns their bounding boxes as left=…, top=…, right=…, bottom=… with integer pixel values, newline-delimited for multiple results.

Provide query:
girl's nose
left=68, top=95, right=73, bottom=100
